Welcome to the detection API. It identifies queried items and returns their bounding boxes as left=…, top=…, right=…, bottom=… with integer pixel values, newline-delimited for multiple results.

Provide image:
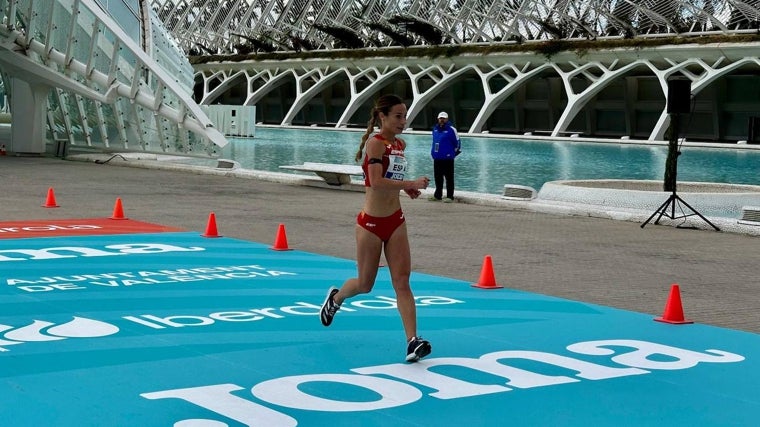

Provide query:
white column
left=10, top=78, right=50, bottom=155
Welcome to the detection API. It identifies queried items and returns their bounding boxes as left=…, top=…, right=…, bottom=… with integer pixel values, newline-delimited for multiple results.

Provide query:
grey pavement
left=2, top=155, right=759, bottom=334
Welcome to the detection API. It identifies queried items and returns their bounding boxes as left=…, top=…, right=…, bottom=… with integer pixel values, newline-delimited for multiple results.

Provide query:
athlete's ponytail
left=355, top=94, right=405, bottom=162
left=356, top=117, right=375, bottom=162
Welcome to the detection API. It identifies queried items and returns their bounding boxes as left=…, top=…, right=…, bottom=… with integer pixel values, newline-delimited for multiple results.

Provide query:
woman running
left=319, top=94, right=432, bottom=362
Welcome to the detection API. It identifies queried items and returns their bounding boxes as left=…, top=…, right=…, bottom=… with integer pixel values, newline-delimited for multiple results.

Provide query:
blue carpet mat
left=1, top=222, right=758, bottom=426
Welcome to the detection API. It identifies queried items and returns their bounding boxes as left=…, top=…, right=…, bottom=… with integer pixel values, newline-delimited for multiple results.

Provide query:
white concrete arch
left=469, top=62, right=554, bottom=133
left=335, top=67, right=410, bottom=128
left=406, top=64, right=479, bottom=125
left=281, top=67, right=349, bottom=125
left=243, top=70, right=297, bottom=107
left=689, top=57, right=760, bottom=95
left=646, top=58, right=717, bottom=141
left=648, top=56, right=760, bottom=140
left=200, top=69, right=248, bottom=104
left=552, top=60, right=655, bottom=137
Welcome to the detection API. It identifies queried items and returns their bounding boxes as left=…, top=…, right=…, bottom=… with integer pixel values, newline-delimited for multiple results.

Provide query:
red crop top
left=361, top=134, right=408, bottom=187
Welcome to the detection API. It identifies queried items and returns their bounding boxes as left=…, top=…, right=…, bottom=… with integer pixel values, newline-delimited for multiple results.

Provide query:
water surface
left=219, top=128, right=760, bottom=195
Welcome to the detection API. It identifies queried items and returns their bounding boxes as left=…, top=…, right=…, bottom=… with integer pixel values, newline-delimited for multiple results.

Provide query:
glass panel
left=79, top=95, right=99, bottom=143
left=48, top=1, right=75, bottom=54
left=100, top=102, right=120, bottom=146
left=0, top=1, right=9, bottom=23
left=150, top=14, right=194, bottom=92
left=47, top=90, right=66, bottom=137
left=28, top=0, right=52, bottom=44
left=88, top=22, right=116, bottom=91
left=116, top=97, right=139, bottom=150
left=114, top=47, right=138, bottom=87
left=134, top=103, right=154, bottom=150
left=68, top=6, right=98, bottom=69
left=13, top=0, right=32, bottom=31
left=62, top=92, right=85, bottom=141
left=94, top=0, right=140, bottom=43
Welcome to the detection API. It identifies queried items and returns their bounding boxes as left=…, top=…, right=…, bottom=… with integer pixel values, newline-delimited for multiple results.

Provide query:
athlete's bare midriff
left=362, top=186, right=402, bottom=217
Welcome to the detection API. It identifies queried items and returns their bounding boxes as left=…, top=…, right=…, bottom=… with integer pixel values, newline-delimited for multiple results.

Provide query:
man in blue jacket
left=430, top=111, right=461, bottom=202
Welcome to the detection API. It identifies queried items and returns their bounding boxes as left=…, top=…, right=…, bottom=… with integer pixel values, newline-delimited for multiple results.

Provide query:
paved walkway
left=2, top=155, right=758, bottom=334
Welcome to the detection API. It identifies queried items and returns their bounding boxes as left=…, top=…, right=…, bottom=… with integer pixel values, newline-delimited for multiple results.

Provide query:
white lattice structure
left=154, top=1, right=760, bottom=54
left=0, top=0, right=226, bottom=156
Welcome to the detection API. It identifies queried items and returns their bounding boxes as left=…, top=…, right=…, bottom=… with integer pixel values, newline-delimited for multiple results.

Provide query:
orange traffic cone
left=110, top=197, right=127, bottom=220
left=42, top=187, right=60, bottom=208
left=202, top=212, right=221, bottom=238
left=471, top=255, right=503, bottom=289
left=271, top=223, right=293, bottom=251
left=655, top=284, right=693, bottom=324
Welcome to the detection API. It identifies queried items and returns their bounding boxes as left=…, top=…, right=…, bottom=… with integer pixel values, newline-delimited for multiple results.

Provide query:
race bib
left=385, top=154, right=407, bottom=181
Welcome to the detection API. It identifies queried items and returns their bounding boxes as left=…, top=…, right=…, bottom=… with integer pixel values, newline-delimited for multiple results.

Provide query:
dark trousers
left=433, top=159, right=455, bottom=199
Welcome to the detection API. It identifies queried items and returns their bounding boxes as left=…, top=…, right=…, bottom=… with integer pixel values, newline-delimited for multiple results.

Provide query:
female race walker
left=319, top=94, right=432, bottom=363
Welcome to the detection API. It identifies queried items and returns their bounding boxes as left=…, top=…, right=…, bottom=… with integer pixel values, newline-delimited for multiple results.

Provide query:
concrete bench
left=279, top=162, right=364, bottom=185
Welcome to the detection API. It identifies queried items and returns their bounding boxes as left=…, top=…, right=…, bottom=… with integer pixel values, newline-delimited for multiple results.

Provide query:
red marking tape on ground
left=0, top=218, right=184, bottom=239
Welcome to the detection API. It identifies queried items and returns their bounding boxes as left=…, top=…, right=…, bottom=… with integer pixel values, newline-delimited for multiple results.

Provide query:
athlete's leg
left=333, top=225, right=382, bottom=305
left=383, top=223, right=416, bottom=340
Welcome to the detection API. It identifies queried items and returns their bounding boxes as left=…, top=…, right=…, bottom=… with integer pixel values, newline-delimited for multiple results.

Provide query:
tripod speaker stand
left=640, top=79, right=720, bottom=231
left=639, top=170, right=721, bottom=230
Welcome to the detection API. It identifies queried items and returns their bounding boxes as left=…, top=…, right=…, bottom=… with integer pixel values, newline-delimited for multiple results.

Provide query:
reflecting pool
left=217, top=127, right=760, bottom=196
